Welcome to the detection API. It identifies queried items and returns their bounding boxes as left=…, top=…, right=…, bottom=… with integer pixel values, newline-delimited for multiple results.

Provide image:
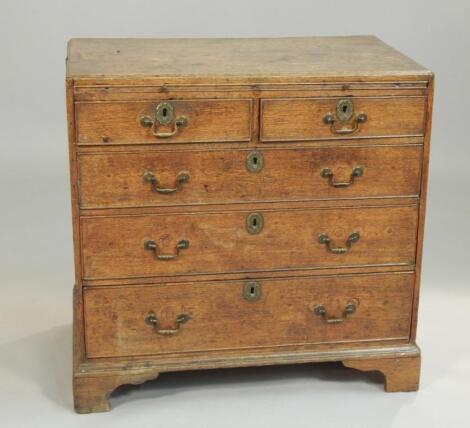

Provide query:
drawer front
left=261, top=97, right=426, bottom=142
left=76, top=99, right=252, bottom=145
left=81, top=205, right=418, bottom=280
left=78, top=146, right=422, bottom=209
left=84, top=273, right=414, bottom=358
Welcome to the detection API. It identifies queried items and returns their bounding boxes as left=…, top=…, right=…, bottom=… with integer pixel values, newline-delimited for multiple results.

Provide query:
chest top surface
left=66, top=36, right=430, bottom=84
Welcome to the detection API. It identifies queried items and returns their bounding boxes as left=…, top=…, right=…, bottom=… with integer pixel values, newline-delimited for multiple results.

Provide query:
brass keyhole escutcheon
left=155, top=101, right=174, bottom=125
left=246, top=212, right=264, bottom=234
left=140, top=101, right=188, bottom=138
left=243, top=281, right=261, bottom=301
left=336, top=99, right=354, bottom=122
left=246, top=151, right=264, bottom=173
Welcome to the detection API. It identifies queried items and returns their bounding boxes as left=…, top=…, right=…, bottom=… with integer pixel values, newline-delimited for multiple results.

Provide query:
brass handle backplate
left=143, top=171, right=190, bottom=194
left=140, top=101, right=188, bottom=138
left=317, top=231, right=360, bottom=254
left=145, top=312, right=191, bottom=335
left=321, top=166, right=363, bottom=188
left=313, top=299, right=359, bottom=324
left=323, top=99, right=367, bottom=135
left=144, top=239, right=189, bottom=260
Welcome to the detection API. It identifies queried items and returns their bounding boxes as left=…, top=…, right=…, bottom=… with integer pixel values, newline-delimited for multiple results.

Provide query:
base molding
left=77, top=343, right=420, bottom=375
left=73, top=344, right=420, bottom=413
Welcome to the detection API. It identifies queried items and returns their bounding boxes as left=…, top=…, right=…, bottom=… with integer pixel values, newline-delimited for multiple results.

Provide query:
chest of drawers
left=66, top=36, right=433, bottom=413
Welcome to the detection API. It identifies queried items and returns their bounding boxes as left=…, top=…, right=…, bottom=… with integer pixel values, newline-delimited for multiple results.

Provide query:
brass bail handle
left=321, top=166, right=364, bottom=188
left=145, top=312, right=191, bottom=335
left=143, top=171, right=190, bottom=194
left=323, top=99, right=367, bottom=135
left=317, top=231, right=360, bottom=254
left=144, top=239, right=190, bottom=260
left=313, top=300, right=359, bottom=324
left=140, top=101, right=188, bottom=138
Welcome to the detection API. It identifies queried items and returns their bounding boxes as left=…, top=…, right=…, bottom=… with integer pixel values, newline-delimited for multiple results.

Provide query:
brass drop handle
left=144, top=239, right=189, bottom=260
left=313, top=300, right=358, bottom=324
left=143, top=171, right=190, bottom=194
left=145, top=312, right=191, bottom=335
left=317, top=232, right=360, bottom=254
left=140, top=101, right=188, bottom=138
left=323, top=99, right=367, bottom=135
left=323, top=112, right=367, bottom=135
left=321, top=166, right=363, bottom=188
left=140, top=115, right=188, bottom=138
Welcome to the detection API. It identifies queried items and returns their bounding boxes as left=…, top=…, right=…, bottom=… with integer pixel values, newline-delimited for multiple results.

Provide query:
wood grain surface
left=84, top=273, right=414, bottom=358
left=76, top=99, right=252, bottom=145
left=261, top=97, right=426, bottom=141
left=67, top=36, right=430, bottom=84
left=80, top=205, right=418, bottom=280
left=78, top=145, right=422, bottom=209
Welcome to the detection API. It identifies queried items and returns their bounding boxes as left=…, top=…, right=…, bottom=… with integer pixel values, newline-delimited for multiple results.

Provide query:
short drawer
left=81, top=205, right=418, bottom=280
left=260, top=97, right=426, bottom=142
left=75, top=99, right=252, bottom=145
left=84, top=273, right=414, bottom=358
left=78, top=145, right=422, bottom=209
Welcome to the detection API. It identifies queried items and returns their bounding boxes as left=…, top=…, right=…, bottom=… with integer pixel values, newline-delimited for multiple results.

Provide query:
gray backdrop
left=1, top=0, right=469, bottom=427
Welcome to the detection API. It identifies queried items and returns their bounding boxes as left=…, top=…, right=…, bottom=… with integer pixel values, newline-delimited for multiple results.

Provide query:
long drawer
left=81, top=205, right=418, bottom=280
left=261, top=97, right=426, bottom=142
left=76, top=99, right=253, bottom=145
left=78, top=145, right=422, bottom=209
left=84, top=273, right=414, bottom=358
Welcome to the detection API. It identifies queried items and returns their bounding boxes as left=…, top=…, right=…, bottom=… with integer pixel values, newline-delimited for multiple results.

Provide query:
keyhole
left=246, top=212, right=263, bottom=234
left=244, top=281, right=261, bottom=301
left=246, top=151, right=263, bottom=173
left=342, top=104, right=348, bottom=113
left=162, top=107, right=168, bottom=117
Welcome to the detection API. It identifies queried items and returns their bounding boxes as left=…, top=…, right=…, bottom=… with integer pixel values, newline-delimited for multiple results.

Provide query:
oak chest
left=66, top=36, right=433, bottom=413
